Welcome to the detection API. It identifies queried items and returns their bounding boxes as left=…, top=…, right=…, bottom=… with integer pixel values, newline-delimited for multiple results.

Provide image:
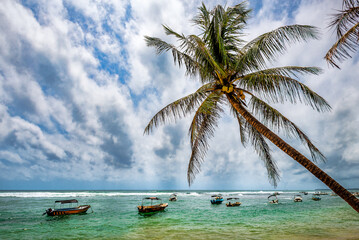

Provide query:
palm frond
left=144, top=36, right=201, bottom=77
left=192, top=2, right=211, bottom=32
left=237, top=25, right=319, bottom=72
left=205, top=4, right=228, bottom=66
left=245, top=121, right=280, bottom=187
left=187, top=92, right=224, bottom=185
left=325, top=0, right=359, bottom=68
left=226, top=2, right=252, bottom=25
left=343, top=0, right=357, bottom=8
left=230, top=105, right=248, bottom=147
left=248, top=95, right=326, bottom=162
left=329, top=5, right=359, bottom=38
left=202, top=3, right=251, bottom=68
left=236, top=67, right=331, bottom=112
left=325, top=22, right=359, bottom=68
left=144, top=83, right=214, bottom=135
left=189, top=34, right=226, bottom=77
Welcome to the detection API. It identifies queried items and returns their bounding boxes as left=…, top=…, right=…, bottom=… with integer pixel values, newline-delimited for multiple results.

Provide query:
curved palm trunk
left=227, top=94, right=359, bottom=213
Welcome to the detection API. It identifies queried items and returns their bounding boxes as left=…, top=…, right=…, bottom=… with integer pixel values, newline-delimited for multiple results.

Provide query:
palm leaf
left=245, top=121, right=280, bottom=187
left=230, top=105, right=248, bottom=147
left=325, top=22, right=359, bottom=68
left=187, top=92, right=224, bottom=185
left=329, top=4, right=359, bottom=38
left=144, top=36, right=201, bottom=77
left=236, top=68, right=331, bottom=112
left=144, top=83, right=214, bottom=135
left=192, top=3, right=211, bottom=32
left=248, top=95, right=326, bottom=162
left=325, top=0, right=359, bottom=68
left=189, top=34, right=226, bottom=77
left=237, top=25, right=319, bottom=72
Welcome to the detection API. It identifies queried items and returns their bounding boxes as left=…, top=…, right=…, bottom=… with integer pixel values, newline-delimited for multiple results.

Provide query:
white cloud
left=0, top=0, right=358, bottom=190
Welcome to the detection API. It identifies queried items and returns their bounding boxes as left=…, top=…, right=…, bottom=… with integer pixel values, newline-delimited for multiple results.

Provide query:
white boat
left=294, top=194, right=303, bottom=202
left=169, top=193, right=177, bottom=201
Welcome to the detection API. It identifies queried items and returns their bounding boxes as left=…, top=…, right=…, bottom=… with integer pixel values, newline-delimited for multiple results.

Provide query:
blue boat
left=210, top=194, right=224, bottom=204
left=312, top=194, right=321, bottom=201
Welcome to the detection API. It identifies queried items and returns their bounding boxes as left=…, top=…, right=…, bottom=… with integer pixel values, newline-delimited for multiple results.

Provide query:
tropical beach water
left=0, top=190, right=358, bottom=239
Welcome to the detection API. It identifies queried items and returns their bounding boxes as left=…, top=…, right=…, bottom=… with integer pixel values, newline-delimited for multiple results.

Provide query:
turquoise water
left=0, top=190, right=358, bottom=239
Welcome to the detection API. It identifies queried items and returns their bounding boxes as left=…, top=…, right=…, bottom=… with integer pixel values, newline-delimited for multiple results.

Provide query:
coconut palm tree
left=144, top=3, right=359, bottom=212
left=325, top=0, right=359, bottom=68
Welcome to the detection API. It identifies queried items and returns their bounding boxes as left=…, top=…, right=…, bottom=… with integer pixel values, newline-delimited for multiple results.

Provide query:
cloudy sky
left=0, top=0, right=358, bottom=190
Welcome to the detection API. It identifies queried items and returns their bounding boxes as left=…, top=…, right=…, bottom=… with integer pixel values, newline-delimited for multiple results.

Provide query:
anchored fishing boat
left=169, top=194, right=177, bottom=201
left=315, top=191, right=328, bottom=195
left=210, top=194, right=224, bottom=204
left=43, top=199, right=91, bottom=216
left=268, top=194, right=278, bottom=204
left=137, top=197, right=168, bottom=214
left=312, top=194, right=321, bottom=201
left=293, top=194, right=303, bottom=202
left=226, top=197, right=241, bottom=207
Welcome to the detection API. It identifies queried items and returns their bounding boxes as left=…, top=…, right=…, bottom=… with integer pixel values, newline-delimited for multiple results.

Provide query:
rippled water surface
left=0, top=190, right=358, bottom=239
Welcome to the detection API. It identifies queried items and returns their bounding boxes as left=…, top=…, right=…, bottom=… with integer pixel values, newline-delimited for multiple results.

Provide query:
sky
left=0, top=0, right=358, bottom=190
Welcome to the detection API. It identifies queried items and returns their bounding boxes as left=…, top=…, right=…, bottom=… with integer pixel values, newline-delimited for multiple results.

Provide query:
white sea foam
left=0, top=192, right=171, bottom=198
left=0, top=190, right=313, bottom=198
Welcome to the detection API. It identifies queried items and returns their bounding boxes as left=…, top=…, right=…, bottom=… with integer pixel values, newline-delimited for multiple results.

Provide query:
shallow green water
left=0, top=190, right=358, bottom=239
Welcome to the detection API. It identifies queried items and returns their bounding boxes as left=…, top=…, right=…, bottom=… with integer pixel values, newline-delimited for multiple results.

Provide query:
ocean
left=0, top=190, right=358, bottom=239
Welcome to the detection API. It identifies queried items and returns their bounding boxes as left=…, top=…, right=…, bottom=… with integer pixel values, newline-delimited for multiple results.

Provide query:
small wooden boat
left=226, top=197, right=241, bottom=207
left=138, top=197, right=168, bottom=214
left=210, top=194, right=224, bottom=204
left=315, top=191, right=328, bottom=195
left=268, top=194, right=278, bottom=204
left=294, top=194, right=303, bottom=202
left=300, top=191, right=308, bottom=195
left=169, top=194, right=177, bottom=201
left=43, top=199, right=91, bottom=216
left=312, top=194, right=321, bottom=201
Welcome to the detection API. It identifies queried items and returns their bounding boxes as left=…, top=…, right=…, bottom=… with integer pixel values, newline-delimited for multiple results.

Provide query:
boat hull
left=46, top=205, right=91, bottom=216
left=226, top=202, right=241, bottom=207
left=137, top=203, right=168, bottom=213
left=210, top=199, right=223, bottom=204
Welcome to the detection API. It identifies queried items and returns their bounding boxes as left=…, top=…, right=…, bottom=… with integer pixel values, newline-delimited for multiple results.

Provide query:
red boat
left=44, top=199, right=92, bottom=216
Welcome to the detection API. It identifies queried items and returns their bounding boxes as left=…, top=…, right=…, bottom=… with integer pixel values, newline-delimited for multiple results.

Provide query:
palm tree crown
left=325, top=0, right=359, bottom=68
left=144, top=2, right=359, bottom=212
